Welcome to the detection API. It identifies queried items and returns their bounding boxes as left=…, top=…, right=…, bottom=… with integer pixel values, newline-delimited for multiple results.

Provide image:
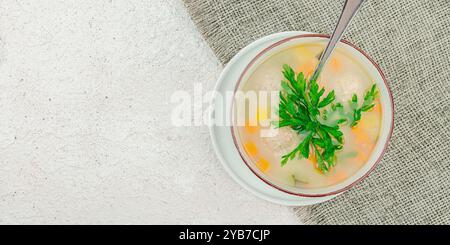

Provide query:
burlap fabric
left=182, top=0, right=450, bottom=224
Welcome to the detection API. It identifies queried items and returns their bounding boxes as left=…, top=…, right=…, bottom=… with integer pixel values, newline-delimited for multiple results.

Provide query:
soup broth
left=234, top=43, right=382, bottom=189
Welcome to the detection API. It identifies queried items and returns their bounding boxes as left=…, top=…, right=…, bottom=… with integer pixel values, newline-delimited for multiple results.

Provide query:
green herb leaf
left=350, top=84, right=379, bottom=127
left=318, top=91, right=335, bottom=108
left=276, top=64, right=344, bottom=173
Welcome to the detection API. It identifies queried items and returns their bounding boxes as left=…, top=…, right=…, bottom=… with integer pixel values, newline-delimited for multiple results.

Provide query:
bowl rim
left=230, top=33, right=395, bottom=198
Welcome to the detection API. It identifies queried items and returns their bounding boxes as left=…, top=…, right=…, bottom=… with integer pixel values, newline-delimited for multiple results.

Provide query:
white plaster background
left=0, top=0, right=298, bottom=224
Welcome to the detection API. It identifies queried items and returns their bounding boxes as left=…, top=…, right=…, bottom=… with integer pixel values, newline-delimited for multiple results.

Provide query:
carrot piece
left=352, top=125, right=371, bottom=146
left=314, top=167, right=324, bottom=175
left=243, top=142, right=258, bottom=157
left=354, top=152, right=368, bottom=165
left=256, top=158, right=270, bottom=172
left=329, top=57, right=342, bottom=73
left=351, top=126, right=374, bottom=164
left=373, top=102, right=382, bottom=114
left=244, top=124, right=259, bottom=134
left=296, top=59, right=318, bottom=77
left=332, top=170, right=348, bottom=183
left=307, top=145, right=324, bottom=174
left=309, top=145, right=318, bottom=165
left=244, top=116, right=259, bottom=134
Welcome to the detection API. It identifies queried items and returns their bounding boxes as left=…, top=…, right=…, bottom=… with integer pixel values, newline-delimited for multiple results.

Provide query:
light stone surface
left=0, top=0, right=298, bottom=224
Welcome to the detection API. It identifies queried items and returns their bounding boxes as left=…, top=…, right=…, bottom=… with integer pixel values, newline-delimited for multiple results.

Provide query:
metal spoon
left=310, top=0, right=365, bottom=82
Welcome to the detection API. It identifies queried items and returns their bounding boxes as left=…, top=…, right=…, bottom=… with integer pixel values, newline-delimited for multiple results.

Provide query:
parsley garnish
left=275, top=64, right=343, bottom=173
left=275, top=64, right=380, bottom=173
left=349, top=84, right=379, bottom=127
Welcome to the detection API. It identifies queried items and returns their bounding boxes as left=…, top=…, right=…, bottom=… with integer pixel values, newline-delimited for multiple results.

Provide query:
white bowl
left=210, top=31, right=394, bottom=205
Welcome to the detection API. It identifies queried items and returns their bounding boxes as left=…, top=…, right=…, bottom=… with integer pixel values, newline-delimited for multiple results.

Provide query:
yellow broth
left=235, top=43, right=382, bottom=189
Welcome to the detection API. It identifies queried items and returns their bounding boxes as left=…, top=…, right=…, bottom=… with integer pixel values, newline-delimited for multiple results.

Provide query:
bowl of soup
left=231, top=34, right=394, bottom=197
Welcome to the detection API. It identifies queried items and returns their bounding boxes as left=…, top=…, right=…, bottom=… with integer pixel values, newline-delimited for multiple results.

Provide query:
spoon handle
left=310, top=0, right=365, bottom=82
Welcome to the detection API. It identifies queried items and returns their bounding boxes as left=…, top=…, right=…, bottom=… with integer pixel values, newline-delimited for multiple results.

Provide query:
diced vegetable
left=244, top=142, right=258, bottom=156
left=244, top=124, right=258, bottom=134
left=332, top=170, right=348, bottom=183
left=256, top=158, right=270, bottom=172
left=296, top=58, right=318, bottom=77
left=329, top=57, right=342, bottom=73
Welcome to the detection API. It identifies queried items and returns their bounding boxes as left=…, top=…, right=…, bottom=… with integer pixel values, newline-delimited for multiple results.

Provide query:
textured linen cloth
left=182, top=0, right=450, bottom=224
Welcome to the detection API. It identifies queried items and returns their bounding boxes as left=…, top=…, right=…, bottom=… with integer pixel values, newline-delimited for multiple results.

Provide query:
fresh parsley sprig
left=349, top=84, right=379, bottom=127
left=276, top=64, right=343, bottom=173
